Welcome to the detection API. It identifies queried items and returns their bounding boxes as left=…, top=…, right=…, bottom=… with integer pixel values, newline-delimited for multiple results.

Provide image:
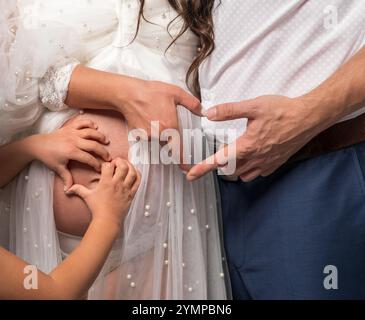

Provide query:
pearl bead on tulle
left=144, top=204, right=151, bottom=217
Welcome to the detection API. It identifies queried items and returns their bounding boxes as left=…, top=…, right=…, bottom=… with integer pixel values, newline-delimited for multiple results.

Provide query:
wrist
left=91, top=216, right=122, bottom=237
left=295, top=94, right=337, bottom=135
left=21, top=135, right=44, bottom=162
left=113, top=75, right=147, bottom=115
left=298, top=77, right=355, bottom=132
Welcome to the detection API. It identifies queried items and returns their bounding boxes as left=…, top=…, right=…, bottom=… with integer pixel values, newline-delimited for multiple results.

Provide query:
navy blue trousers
left=219, top=142, right=365, bottom=299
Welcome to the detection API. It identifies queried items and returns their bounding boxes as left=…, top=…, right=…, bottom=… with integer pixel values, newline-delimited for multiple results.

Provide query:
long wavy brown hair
left=136, top=0, right=217, bottom=96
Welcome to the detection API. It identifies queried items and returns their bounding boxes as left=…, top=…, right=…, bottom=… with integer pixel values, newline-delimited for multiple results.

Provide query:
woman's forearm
left=65, top=65, right=137, bottom=113
left=0, top=219, right=119, bottom=300
left=65, top=65, right=202, bottom=140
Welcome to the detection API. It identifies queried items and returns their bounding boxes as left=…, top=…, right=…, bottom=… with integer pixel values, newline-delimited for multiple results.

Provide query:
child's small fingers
left=66, top=184, right=90, bottom=199
left=78, top=139, right=111, bottom=161
left=71, top=119, right=97, bottom=130
left=56, top=166, right=74, bottom=192
left=100, top=162, right=115, bottom=181
left=72, top=150, right=102, bottom=172
left=78, top=128, right=109, bottom=144
left=113, top=158, right=129, bottom=182
left=130, top=170, right=141, bottom=196
left=124, top=163, right=138, bottom=188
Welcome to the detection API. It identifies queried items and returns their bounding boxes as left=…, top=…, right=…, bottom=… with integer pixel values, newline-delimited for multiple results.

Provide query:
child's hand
left=29, top=119, right=111, bottom=190
left=66, top=158, right=141, bottom=229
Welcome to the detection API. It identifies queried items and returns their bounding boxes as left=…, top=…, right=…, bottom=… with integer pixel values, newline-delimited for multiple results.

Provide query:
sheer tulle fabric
left=0, top=0, right=229, bottom=299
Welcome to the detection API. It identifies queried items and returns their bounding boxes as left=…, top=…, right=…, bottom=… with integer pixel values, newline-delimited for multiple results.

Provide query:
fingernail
left=64, top=186, right=71, bottom=194
left=201, top=109, right=208, bottom=117
left=187, top=174, right=197, bottom=181
left=207, top=108, right=217, bottom=120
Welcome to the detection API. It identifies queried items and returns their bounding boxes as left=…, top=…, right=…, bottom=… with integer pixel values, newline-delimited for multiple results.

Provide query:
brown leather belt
left=220, top=113, right=365, bottom=182
left=288, top=112, right=365, bottom=164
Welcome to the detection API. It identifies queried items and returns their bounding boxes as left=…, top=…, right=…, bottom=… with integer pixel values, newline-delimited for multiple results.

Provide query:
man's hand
left=187, top=95, right=326, bottom=182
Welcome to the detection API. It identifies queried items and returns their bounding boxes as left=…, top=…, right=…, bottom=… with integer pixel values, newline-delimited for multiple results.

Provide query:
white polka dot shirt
left=199, top=0, right=365, bottom=146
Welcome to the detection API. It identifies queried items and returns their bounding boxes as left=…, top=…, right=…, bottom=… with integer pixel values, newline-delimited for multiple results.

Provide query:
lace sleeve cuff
left=39, top=59, right=80, bottom=111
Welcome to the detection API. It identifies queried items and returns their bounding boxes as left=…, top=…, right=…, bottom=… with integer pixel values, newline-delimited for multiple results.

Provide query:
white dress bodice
left=87, top=0, right=198, bottom=86
left=0, top=0, right=199, bottom=142
left=38, top=0, right=199, bottom=113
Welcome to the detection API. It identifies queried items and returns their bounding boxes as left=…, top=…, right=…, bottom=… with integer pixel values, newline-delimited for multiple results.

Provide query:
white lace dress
left=0, top=0, right=229, bottom=299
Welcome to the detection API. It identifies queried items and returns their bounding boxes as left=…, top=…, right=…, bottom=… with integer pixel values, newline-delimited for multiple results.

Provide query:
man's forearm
left=301, top=46, right=365, bottom=130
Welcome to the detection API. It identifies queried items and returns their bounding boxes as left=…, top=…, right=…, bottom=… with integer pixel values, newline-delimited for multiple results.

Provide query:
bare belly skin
left=53, top=110, right=129, bottom=236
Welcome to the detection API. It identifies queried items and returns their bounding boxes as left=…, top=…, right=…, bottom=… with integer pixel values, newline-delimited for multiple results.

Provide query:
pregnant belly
left=53, top=110, right=129, bottom=236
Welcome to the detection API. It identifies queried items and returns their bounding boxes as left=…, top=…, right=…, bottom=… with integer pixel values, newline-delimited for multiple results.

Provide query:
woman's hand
left=28, top=119, right=111, bottom=190
left=66, top=158, right=141, bottom=229
left=65, top=66, right=202, bottom=171
left=66, top=67, right=202, bottom=138
left=114, top=78, right=202, bottom=137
